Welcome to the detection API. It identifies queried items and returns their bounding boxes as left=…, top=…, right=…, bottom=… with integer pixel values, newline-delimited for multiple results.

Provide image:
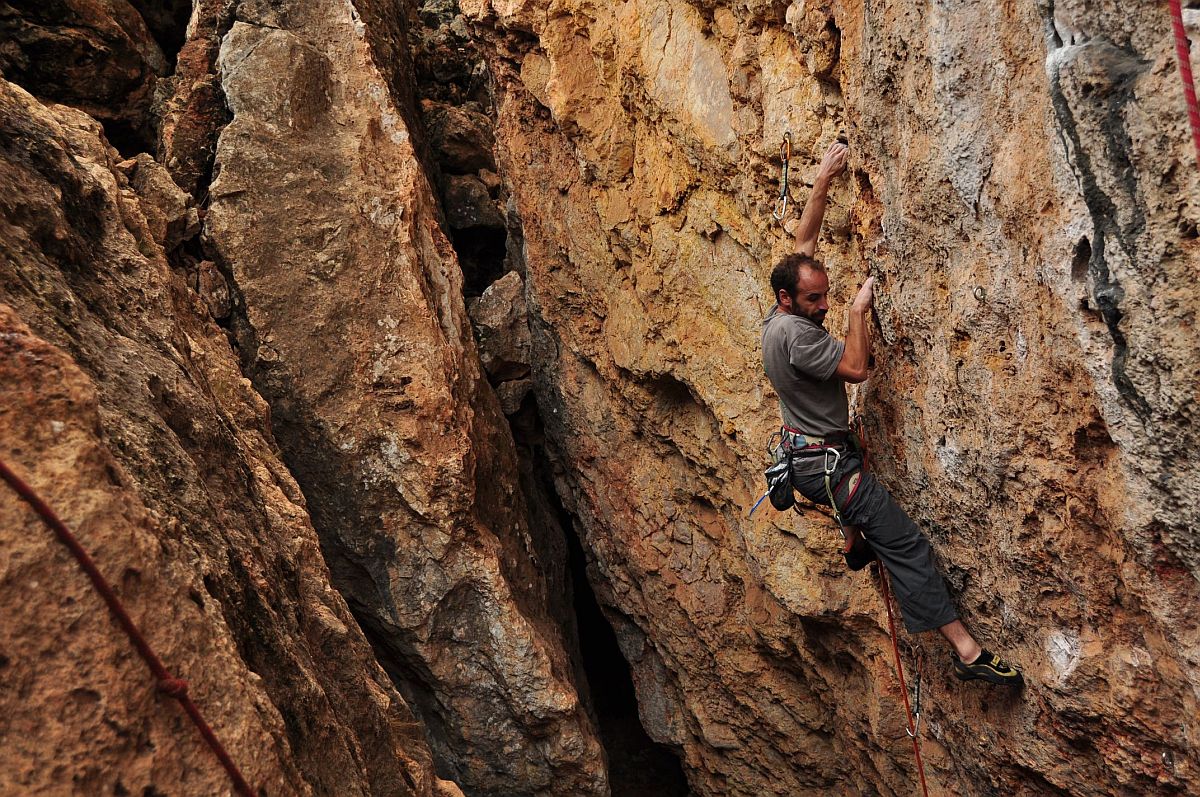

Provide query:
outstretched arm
left=791, top=141, right=848, bottom=257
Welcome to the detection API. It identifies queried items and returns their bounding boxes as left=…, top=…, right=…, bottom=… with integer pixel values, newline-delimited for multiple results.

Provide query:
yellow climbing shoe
left=954, top=649, right=1024, bottom=687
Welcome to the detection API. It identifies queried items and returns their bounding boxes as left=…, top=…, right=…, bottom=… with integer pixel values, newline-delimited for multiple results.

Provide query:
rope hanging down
left=1170, top=0, right=1200, bottom=167
left=0, top=456, right=258, bottom=797
left=878, top=565, right=931, bottom=797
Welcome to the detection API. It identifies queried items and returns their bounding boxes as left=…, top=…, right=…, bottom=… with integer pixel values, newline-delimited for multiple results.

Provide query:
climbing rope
left=0, top=456, right=258, bottom=797
left=878, top=565, right=931, bottom=797
left=849, top=416, right=928, bottom=795
left=1169, top=0, right=1200, bottom=167
left=772, top=132, right=793, bottom=222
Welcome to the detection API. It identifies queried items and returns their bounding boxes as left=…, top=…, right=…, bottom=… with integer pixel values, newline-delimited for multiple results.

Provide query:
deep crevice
left=127, top=0, right=194, bottom=67
left=451, top=226, right=509, bottom=297
left=516, top=398, right=691, bottom=797
left=564, top=525, right=689, bottom=797
left=405, top=0, right=690, bottom=786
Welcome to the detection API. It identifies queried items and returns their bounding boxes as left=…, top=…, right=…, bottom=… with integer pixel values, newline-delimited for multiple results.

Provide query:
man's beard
left=811, top=309, right=827, bottom=327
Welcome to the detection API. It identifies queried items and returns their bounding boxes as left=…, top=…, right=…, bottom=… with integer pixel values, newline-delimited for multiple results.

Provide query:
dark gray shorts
left=791, top=450, right=959, bottom=633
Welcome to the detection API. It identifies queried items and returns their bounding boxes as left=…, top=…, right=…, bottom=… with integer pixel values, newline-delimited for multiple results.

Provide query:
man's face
left=779, top=267, right=831, bottom=325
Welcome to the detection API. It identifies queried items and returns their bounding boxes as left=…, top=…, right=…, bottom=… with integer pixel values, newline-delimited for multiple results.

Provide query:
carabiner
left=772, top=131, right=793, bottom=222
left=822, top=446, right=841, bottom=476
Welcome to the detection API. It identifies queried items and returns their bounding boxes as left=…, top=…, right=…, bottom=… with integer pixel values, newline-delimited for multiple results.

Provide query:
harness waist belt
left=781, top=425, right=849, bottom=452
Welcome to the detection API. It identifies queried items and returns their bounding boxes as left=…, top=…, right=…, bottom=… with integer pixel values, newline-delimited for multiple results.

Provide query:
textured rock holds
left=0, top=76, right=456, bottom=797
left=424, top=100, right=498, bottom=174
left=118, top=153, right=200, bottom=252
left=469, top=270, right=532, bottom=412
left=443, top=172, right=506, bottom=230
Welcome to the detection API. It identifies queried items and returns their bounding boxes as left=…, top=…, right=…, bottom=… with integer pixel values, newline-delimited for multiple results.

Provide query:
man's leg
left=839, top=472, right=1023, bottom=685
left=939, top=619, right=981, bottom=663
left=835, top=470, right=959, bottom=634
left=796, top=461, right=1023, bottom=683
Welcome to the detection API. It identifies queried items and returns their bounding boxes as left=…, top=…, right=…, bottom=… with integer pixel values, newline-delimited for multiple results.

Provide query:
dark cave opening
left=127, top=0, right=194, bottom=67
left=507, top=394, right=690, bottom=795
left=562, top=513, right=691, bottom=797
left=451, top=226, right=509, bottom=298
left=99, top=119, right=153, bottom=161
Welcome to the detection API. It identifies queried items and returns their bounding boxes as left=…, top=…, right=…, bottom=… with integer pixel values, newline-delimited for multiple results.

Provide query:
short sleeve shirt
left=761, top=307, right=849, bottom=462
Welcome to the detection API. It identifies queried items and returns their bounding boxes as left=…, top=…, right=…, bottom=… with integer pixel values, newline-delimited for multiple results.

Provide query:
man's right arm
left=835, top=277, right=875, bottom=384
left=791, top=142, right=848, bottom=257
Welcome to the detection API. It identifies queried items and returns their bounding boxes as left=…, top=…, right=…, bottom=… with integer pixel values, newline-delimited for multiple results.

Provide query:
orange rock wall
left=463, top=0, right=1200, bottom=793
left=0, top=80, right=457, bottom=796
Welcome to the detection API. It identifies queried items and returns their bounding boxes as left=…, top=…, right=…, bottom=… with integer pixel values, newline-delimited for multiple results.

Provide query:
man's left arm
left=790, top=141, right=848, bottom=257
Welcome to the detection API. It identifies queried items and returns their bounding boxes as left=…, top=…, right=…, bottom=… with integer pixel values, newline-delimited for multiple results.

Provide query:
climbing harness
left=750, top=426, right=865, bottom=533
left=0, top=456, right=258, bottom=797
left=751, top=412, right=929, bottom=791
left=878, top=565, right=931, bottom=797
left=1169, top=0, right=1200, bottom=167
left=772, top=132, right=793, bottom=222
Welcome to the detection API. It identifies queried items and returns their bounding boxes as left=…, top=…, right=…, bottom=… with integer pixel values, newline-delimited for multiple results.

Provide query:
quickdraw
left=821, top=446, right=847, bottom=539
left=772, top=131, right=792, bottom=222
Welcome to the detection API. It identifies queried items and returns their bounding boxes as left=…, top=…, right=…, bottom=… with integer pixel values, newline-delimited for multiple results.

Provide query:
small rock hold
left=468, top=271, right=531, bottom=382
left=495, top=378, right=532, bottom=415
left=478, top=168, right=502, bottom=193
left=197, top=261, right=232, bottom=321
left=126, top=154, right=200, bottom=253
left=443, top=174, right=505, bottom=230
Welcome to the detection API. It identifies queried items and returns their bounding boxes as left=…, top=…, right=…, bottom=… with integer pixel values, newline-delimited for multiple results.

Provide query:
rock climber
left=761, top=141, right=1023, bottom=686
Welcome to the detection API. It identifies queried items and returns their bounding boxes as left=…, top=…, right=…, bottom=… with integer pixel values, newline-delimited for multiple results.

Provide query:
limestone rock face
left=462, top=0, right=1200, bottom=794
left=203, top=1, right=606, bottom=794
left=4, top=0, right=1200, bottom=794
left=0, top=79, right=456, bottom=796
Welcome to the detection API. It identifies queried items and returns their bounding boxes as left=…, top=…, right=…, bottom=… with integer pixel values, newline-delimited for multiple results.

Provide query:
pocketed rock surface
left=2, top=0, right=1199, bottom=796
left=461, top=0, right=1200, bottom=794
left=0, top=80, right=459, bottom=796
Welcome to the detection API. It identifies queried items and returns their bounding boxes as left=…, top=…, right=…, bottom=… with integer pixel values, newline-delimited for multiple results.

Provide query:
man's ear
left=777, top=289, right=792, bottom=310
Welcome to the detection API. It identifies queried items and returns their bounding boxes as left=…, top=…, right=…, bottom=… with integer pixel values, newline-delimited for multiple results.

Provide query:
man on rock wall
left=761, top=142, right=1023, bottom=686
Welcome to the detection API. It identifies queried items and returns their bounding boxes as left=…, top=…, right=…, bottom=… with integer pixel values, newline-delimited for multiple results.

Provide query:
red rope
left=878, top=566, right=930, bottom=797
left=1171, top=0, right=1200, bottom=167
left=0, top=456, right=258, bottom=797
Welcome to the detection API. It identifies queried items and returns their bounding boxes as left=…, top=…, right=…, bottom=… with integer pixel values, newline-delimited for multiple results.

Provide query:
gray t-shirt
left=762, top=307, right=849, bottom=471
